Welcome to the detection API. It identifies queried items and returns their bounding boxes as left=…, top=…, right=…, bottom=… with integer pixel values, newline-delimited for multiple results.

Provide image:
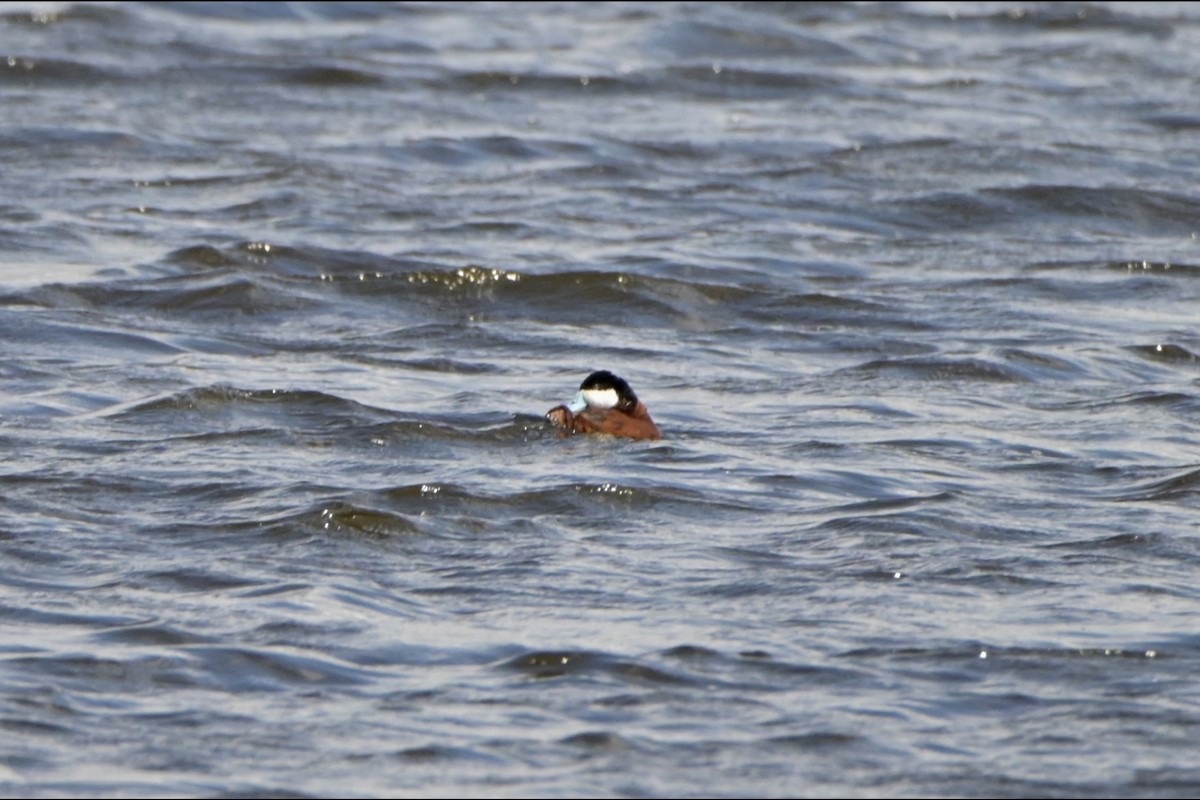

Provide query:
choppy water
left=4, top=1, right=1200, bottom=797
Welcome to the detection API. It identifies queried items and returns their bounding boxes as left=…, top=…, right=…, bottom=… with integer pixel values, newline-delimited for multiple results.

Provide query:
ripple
left=846, top=356, right=1026, bottom=383
left=1126, top=343, right=1200, bottom=365
left=181, top=645, right=381, bottom=691
left=0, top=58, right=121, bottom=85
left=499, top=649, right=694, bottom=686
left=102, top=385, right=397, bottom=431
left=560, top=730, right=634, bottom=752
left=391, top=744, right=503, bottom=764
left=310, top=502, right=423, bottom=539
left=91, top=622, right=213, bottom=647
left=1112, top=467, right=1200, bottom=504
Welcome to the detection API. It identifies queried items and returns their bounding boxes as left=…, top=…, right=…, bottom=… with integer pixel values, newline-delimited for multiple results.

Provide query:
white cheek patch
left=581, top=387, right=619, bottom=410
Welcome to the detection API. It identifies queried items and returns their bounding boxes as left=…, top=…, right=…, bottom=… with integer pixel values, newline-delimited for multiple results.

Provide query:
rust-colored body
left=545, top=401, right=661, bottom=441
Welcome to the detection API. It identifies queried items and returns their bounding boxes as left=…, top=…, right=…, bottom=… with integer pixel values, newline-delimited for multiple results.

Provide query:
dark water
left=4, top=1, right=1200, bottom=796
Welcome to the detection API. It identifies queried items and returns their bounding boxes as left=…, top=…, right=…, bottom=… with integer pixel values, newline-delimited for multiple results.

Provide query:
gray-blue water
left=4, top=2, right=1200, bottom=796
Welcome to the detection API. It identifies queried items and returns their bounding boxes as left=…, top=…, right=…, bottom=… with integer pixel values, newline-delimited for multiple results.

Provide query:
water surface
left=3, top=2, right=1200, bottom=797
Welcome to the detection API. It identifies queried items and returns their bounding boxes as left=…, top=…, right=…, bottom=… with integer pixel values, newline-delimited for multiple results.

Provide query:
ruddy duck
left=545, top=370, right=662, bottom=441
